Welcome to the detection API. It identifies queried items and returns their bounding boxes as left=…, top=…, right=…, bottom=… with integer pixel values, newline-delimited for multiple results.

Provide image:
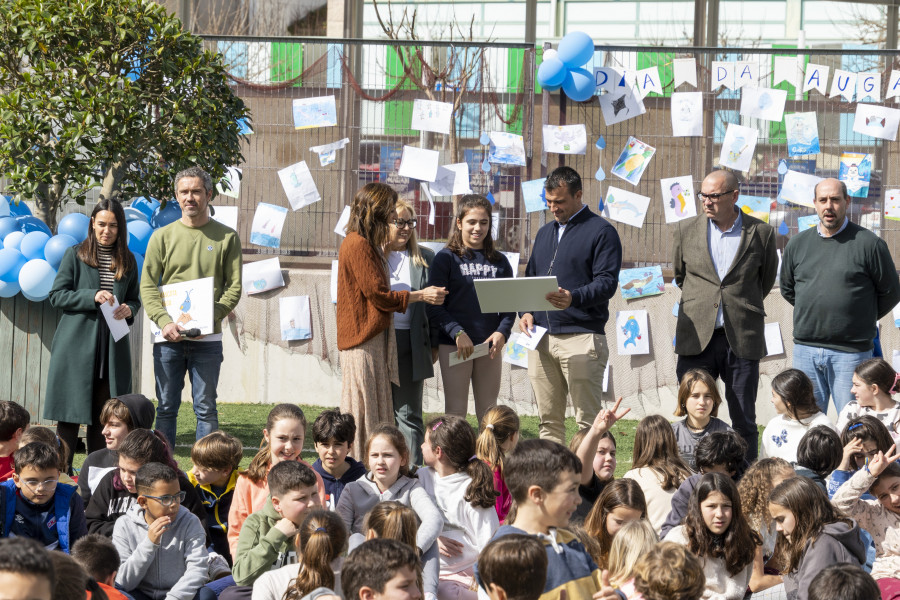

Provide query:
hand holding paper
left=99, top=296, right=130, bottom=342
left=448, top=341, right=490, bottom=366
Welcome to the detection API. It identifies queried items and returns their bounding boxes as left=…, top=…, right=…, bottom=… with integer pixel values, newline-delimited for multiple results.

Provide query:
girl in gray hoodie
left=768, top=476, right=867, bottom=600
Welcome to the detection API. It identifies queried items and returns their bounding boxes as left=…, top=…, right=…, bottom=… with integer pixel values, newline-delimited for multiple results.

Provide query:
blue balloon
left=0, top=280, right=20, bottom=298
left=562, top=67, right=597, bottom=102
left=20, top=231, right=50, bottom=261
left=6, top=197, right=31, bottom=217
left=557, top=31, right=595, bottom=69
left=58, top=213, right=90, bottom=243
left=16, top=216, right=52, bottom=236
left=0, top=217, right=18, bottom=240
left=22, top=290, right=48, bottom=302
left=127, top=221, right=154, bottom=256
left=151, top=200, right=181, bottom=229
left=18, top=259, right=56, bottom=300
left=4, top=231, right=25, bottom=250
left=537, top=57, right=568, bottom=88
left=0, top=248, right=27, bottom=283
left=123, top=207, right=149, bottom=224
left=44, top=234, right=77, bottom=270
left=543, top=82, right=562, bottom=92
left=0, top=198, right=8, bottom=218
left=131, top=197, right=160, bottom=220
left=133, top=253, right=144, bottom=282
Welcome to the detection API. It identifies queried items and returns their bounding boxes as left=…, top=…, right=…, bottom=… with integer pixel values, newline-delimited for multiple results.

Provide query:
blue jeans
left=153, top=340, right=223, bottom=448
left=792, top=344, right=873, bottom=414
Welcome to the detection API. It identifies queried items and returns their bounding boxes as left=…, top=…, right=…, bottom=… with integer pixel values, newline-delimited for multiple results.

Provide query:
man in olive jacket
left=673, top=169, right=777, bottom=461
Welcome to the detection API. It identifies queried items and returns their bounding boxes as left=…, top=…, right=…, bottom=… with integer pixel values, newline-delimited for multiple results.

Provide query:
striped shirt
left=97, top=245, right=115, bottom=292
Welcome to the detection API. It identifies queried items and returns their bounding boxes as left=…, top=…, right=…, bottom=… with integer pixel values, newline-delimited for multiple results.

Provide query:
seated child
left=72, top=533, right=131, bottom=600
left=112, top=463, right=211, bottom=600
left=829, top=415, right=895, bottom=499
left=568, top=398, right=629, bottom=526
left=0, top=401, right=30, bottom=482
left=253, top=509, right=347, bottom=600
left=189, top=430, right=244, bottom=565
left=809, top=564, right=881, bottom=600
left=671, top=369, right=733, bottom=472
left=342, top=538, right=422, bottom=600
left=582, top=479, right=647, bottom=570
left=311, top=410, right=365, bottom=511
left=476, top=406, right=520, bottom=524
left=86, top=429, right=206, bottom=537
left=476, top=534, right=548, bottom=600
left=659, top=431, right=747, bottom=538
left=605, top=520, right=657, bottom=595
left=19, top=427, right=76, bottom=487
left=761, top=369, right=836, bottom=462
left=48, top=549, right=95, bottom=600
left=1, top=441, right=86, bottom=552
left=489, top=438, right=602, bottom=599
left=78, top=394, right=156, bottom=504
left=836, top=358, right=900, bottom=444
left=792, top=425, right=842, bottom=491
left=0, top=536, right=55, bottom=600
left=629, top=541, right=706, bottom=600
left=227, top=460, right=323, bottom=596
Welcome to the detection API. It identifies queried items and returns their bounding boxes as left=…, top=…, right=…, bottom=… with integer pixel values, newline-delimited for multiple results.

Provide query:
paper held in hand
left=148, top=277, right=215, bottom=343
left=448, top=342, right=490, bottom=367
left=473, top=276, right=561, bottom=313
left=99, top=296, right=130, bottom=342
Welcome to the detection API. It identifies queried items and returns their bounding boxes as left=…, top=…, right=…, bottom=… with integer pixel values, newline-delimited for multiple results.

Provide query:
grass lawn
left=72, top=403, right=762, bottom=479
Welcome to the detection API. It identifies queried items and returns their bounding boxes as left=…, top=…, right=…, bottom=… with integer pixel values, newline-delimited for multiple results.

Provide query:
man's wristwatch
left=455, top=329, right=466, bottom=340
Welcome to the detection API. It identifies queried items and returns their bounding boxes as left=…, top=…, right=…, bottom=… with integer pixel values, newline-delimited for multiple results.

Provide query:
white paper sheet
left=279, top=296, right=312, bottom=341
left=420, top=183, right=436, bottom=226
left=719, top=123, right=759, bottom=172
left=673, top=58, right=697, bottom=88
left=398, top=146, right=440, bottom=182
left=711, top=61, right=735, bottom=90
left=887, top=70, right=900, bottom=101
left=603, top=186, right=651, bottom=228
left=448, top=342, right=490, bottom=367
left=598, top=86, right=646, bottom=126
left=740, top=87, right=787, bottom=122
left=503, top=333, right=529, bottom=368
left=148, top=277, right=215, bottom=343
left=211, top=206, right=238, bottom=231
left=216, top=166, right=241, bottom=198
left=243, top=257, right=285, bottom=295
left=829, top=70, right=857, bottom=101
left=429, top=163, right=473, bottom=197
left=310, top=138, right=350, bottom=166
left=893, top=302, right=900, bottom=326
left=501, top=252, right=519, bottom=277
left=277, top=161, right=321, bottom=211
left=594, top=67, right=623, bottom=95
left=491, top=210, right=500, bottom=240
left=602, top=362, right=610, bottom=393
left=330, top=260, right=339, bottom=304
left=616, top=310, right=649, bottom=355
left=660, top=176, right=698, bottom=223
left=803, top=64, right=830, bottom=94
left=853, top=104, right=900, bottom=141
left=635, top=66, right=662, bottom=98
left=249, top=203, right=288, bottom=249
left=516, top=326, right=547, bottom=350
left=885, top=189, right=900, bottom=221
left=100, top=297, right=130, bottom=342
left=735, top=61, right=757, bottom=89
left=764, top=322, right=784, bottom=357
left=778, top=170, right=823, bottom=208
left=671, top=92, right=703, bottom=137
left=857, top=73, right=882, bottom=102
left=773, top=57, right=799, bottom=89
left=473, top=276, right=559, bottom=313
left=542, top=124, right=587, bottom=155
left=334, top=205, right=351, bottom=237
left=410, top=99, right=454, bottom=135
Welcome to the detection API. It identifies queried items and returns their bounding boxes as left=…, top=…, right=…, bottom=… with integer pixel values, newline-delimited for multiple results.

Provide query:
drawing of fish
left=622, top=316, right=641, bottom=348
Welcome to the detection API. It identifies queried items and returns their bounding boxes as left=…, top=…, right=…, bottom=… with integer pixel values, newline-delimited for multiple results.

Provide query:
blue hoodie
left=311, top=456, right=366, bottom=510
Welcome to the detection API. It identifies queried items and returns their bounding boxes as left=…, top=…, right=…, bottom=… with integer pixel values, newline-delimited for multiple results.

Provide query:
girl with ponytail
left=419, top=415, right=500, bottom=600
left=475, top=406, right=519, bottom=522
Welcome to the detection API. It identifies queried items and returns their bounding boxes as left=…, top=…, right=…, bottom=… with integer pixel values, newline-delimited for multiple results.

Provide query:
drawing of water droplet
left=479, top=131, right=490, bottom=145
left=487, top=192, right=496, bottom=205
left=596, top=136, right=606, bottom=150
left=777, top=160, right=788, bottom=175
left=595, top=165, right=605, bottom=181
left=778, top=221, right=789, bottom=235
left=481, top=158, right=491, bottom=172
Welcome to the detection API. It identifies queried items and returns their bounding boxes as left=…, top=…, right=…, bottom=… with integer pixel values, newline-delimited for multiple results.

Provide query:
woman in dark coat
left=45, top=199, right=141, bottom=467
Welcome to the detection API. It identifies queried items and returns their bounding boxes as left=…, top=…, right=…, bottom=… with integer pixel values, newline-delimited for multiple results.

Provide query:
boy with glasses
left=0, top=441, right=86, bottom=552
left=113, top=462, right=212, bottom=600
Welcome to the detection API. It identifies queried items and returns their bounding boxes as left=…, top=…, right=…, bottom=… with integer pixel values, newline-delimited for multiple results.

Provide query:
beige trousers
left=438, top=344, right=503, bottom=424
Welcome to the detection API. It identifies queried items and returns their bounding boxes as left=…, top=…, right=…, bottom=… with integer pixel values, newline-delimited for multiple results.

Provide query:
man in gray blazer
left=673, top=169, right=778, bottom=461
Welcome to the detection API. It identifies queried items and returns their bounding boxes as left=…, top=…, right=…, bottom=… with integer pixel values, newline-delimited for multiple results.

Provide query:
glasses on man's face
left=143, top=490, right=187, bottom=507
left=391, top=219, right=417, bottom=229
left=22, top=478, right=58, bottom=492
left=697, top=190, right=738, bottom=201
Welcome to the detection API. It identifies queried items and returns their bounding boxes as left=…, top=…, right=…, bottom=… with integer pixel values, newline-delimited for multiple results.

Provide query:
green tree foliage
left=0, top=0, right=249, bottom=229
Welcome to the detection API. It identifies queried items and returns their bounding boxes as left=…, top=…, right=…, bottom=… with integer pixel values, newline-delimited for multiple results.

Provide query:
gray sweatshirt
left=113, top=504, right=210, bottom=600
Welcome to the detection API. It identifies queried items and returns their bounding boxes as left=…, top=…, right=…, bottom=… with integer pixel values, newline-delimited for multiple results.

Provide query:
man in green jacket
left=140, top=166, right=243, bottom=447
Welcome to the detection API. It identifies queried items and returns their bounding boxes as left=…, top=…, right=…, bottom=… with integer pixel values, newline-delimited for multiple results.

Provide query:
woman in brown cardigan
left=337, top=182, right=447, bottom=456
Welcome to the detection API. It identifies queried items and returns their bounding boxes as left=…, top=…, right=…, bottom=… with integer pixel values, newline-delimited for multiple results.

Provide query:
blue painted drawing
left=785, top=113, right=820, bottom=156
left=839, top=152, right=872, bottom=199
left=179, top=290, right=193, bottom=313
left=488, top=132, right=526, bottom=166
left=292, top=96, right=337, bottom=129
left=521, top=178, right=547, bottom=213
left=622, top=316, right=641, bottom=348
left=618, top=266, right=665, bottom=300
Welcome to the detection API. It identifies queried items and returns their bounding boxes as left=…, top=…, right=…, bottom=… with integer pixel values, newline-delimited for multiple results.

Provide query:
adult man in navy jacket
left=519, top=167, right=622, bottom=443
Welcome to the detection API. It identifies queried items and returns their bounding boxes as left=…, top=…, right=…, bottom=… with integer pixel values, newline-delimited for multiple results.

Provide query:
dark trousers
left=676, top=329, right=760, bottom=462
left=57, top=376, right=110, bottom=472
left=391, top=329, right=425, bottom=466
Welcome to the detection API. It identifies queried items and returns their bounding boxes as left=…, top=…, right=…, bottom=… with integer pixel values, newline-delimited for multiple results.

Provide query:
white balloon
left=543, top=49, right=558, bottom=61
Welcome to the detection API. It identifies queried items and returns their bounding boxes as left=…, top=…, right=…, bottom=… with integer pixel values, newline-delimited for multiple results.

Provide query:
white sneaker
left=208, top=552, right=232, bottom=581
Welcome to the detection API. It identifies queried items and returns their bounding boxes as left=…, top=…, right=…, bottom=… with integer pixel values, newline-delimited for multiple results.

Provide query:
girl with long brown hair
left=475, top=405, right=520, bottom=522
left=337, top=183, right=447, bottom=456
left=583, top=478, right=647, bottom=570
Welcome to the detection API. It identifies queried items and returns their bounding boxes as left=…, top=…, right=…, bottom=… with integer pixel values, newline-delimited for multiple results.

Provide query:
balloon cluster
left=536, top=31, right=598, bottom=102
left=0, top=196, right=181, bottom=302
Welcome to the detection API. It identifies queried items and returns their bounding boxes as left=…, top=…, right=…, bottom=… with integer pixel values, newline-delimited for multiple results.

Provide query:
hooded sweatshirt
left=231, top=497, right=298, bottom=586
left=113, top=503, right=209, bottom=600
left=311, top=456, right=366, bottom=510
left=783, top=521, right=866, bottom=600
left=78, top=394, right=157, bottom=504
left=188, top=468, right=239, bottom=564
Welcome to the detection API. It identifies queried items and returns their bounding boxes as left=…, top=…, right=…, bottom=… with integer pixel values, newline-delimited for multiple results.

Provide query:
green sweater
left=230, top=498, right=296, bottom=586
left=141, top=219, right=243, bottom=334
left=780, top=221, right=900, bottom=352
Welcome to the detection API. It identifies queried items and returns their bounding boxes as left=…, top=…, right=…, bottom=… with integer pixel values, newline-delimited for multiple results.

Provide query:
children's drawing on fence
left=797, top=214, right=820, bottom=230
left=292, top=96, right=337, bottom=129
left=839, top=152, right=872, bottom=198
left=736, top=195, right=771, bottom=224
left=541, top=124, right=587, bottom=154
left=853, top=103, right=900, bottom=141
left=243, top=257, right=285, bottom=295
left=597, top=85, right=646, bottom=126
left=616, top=310, right=649, bottom=355
left=250, top=202, right=288, bottom=249
left=277, top=161, right=321, bottom=211
left=502, top=333, right=529, bottom=368
left=488, top=132, right=526, bottom=166
left=280, top=295, right=312, bottom=341
left=718, top=123, right=758, bottom=172
left=603, top=186, right=650, bottom=228
left=611, top=137, right=655, bottom=185
left=410, top=99, right=453, bottom=135
left=671, top=92, right=703, bottom=137
left=739, top=87, right=787, bottom=122
left=785, top=113, right=820, bottom=156
left=618, top=266, right=664, bottom=300
left=660, top=176, right=697, bottom=223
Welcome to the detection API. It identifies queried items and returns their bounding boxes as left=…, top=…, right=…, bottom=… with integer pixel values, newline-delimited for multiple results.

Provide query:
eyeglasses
left=21, top=478, right=59, bottom=492
left=391, top=219, right=417, bottom=229
left=143, top=490, right=187, bottom=507
left=697, top=190, right=738, bottom=201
